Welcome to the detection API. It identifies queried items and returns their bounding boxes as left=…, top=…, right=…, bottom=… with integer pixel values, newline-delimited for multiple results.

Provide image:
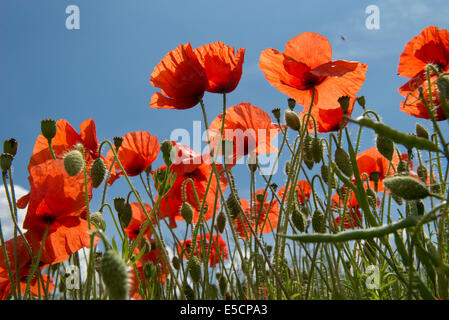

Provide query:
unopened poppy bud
left=356, top=96, right=366, bottom=108
left=415, top=123, right=429, bottom=140
left=188, top=256, right=202, bottom=283
left=90, top=157, right=106, bottom=188
left=172, top=256, right=180, bottom=270
left=312, top=209, right=325, bottom=233
left=113, top=136, right=123, bottom=150
left=437, top=74, right=449, bottom=101
left=41, top=119, right=57, bottom=140
left=270, top=183, right=278, bottom=192
left=417, top=164, right=428, bottom=183
left=366, top=188, right=377, bottom=208
left=160, top=140, right=174, bottom=166
left=376, top=135, right=394, bottom=161
left=338, top=96, right=350, bottom=113
left=114, top=197, right=126, bottom=213
left=304, top=158, right=314, bottom=170
left=227, top=193, right=241, bottom=219
left=284, top=160, right=291, bottom=175
left=383, top=176, right=430, bottom=200
left=397, top=160, right=408, bottom=174
left=219, top=275, right=228, bottom=297
left=216, top=211, right=226, bottom=233
left=180, top=202, right=193, bottom=224
left=284, top=110, right=300, bottom=131
left=63, top=150, right=84, bottom=176
left=118, top=203, right=132, bottom=228
left=311, top=137, right=323, bottom=163
left=287, top=97, right=296, bottom=110
left=303, top=135, right=314, bottom=162
left=183, top=283, right=195, bottom=300
left=143, top=261, right=157, bottom=281
left=0, top=153, right=13, bottom=172
left=3, top=139, right=18, bottom=156
left=335, top=147, right=353, bottom=177
left=100, top=250, right=129, bottom=300
left=321, top=164, right=336, bottom=189
left=271, top=108, right=281, bottom=121
left=90, top=211, right=105, bottom=230
left=291, top=207, right=305, bottom=232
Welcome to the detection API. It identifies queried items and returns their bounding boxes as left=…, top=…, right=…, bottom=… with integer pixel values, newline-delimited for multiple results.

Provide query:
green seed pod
left=188, top=256, right=202, bottom=283
left=113, top=136, right=123, bottom=150
left=90, top=157, right=106, bottom=188
left=63, top=150, right=84, bottom=176
left=287, top=97, right=296, bottom=110
left=415, top=124, right=429, bottom=140
left=180, top=202, right=194, bottom=225
left=0, top=153, right=13, bottom=172
left=304, top=158, right=314, bottom=170
left=311, top=137, right=323, bottom=163
left=3, top=138, right=18, bottom=157
left=311, top=210, right=325, bottom=233
left=183, top=283, right=195, bottom=300
left=160, top=140, right=174, bottom=167
left=114, top=197, right=126, bottom=213
left=100, top=250, right=129, bottom=300
left=338, top=96, right=350, bottom=113
left=41, top=119, right=57, bottom=140
left=376, top=135, right=394, bottom=161
left=291, top=207, right=305, bottom=232
left=356, top=96, right=366, bottom=108
left=417, top=164, right=428, bottom=183
left=271, top=108, right=281, bottom=121
left=219, top=275, right=228, bottom=297
left=366, top=188, right=377, bottom=208
left=216, top=211, right=226, bottom=233
left=397, top=160, right=408, bottom=174
left=227, top=193, right=241, bottom=219
left=118, top=203, right=132, bottom=228
left=335, top=147, right=353, bottom=177
left=172, top=256, right=180, bottom=270
left=383, top=176, right=430, bottom=200
left=321, top=164, right=336, bottom=189
left=90, top=211, right=105, bottom=230
left=285, top=110, right=301, bottom=131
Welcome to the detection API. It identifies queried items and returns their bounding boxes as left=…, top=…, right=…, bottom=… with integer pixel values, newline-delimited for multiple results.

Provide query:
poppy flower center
left=282, top=58, right=327, bottom=90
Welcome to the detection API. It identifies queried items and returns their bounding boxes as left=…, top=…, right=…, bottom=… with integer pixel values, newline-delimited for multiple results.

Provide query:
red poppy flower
left=259, top=32, right=367, bottom=122
left=194, top=41, right=245, bottom=93
left=106, top=131, right=160, bottom=185
left=208, top=102, right=280, bottom=166
left=356, top=147, right=405, bottom=192
left=277, top=180, right=312, bottom=205
left=178, top=233, right=228, bottom=267
left=332, top=190, right=362, bottom=229
left=398, top=26, right=449, bottom=121
left=150, top=43, right=208, bottom=110
left=232, top=190, right=279, bottom=239
left=124, top=203, right=160, bottom=241
left=155, top=142, right=227, bottom=228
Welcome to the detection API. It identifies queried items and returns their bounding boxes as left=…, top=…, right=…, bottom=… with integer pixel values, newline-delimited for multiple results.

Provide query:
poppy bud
left=284, top=110, right=300, bottom=131
left=311, top=209, right=325, bottom=233
left=113, top=136, right=123, bottom=150
left=337, top=186, right=348, bottom=200
left=118, top=203, right=132, bottom=228
left=311, top=137, right=323, bottom=163
left=430, top=176, right=442, bottom=195
left=284, top=160, right=291, bottom=175
left=356, top=96, right=366, bottom=109
left=183, top=283, right=195, bottom=300
left=247, top=152, right=258, bottom=172
left=397, top=160, right=408, bottom=174
left=338, top=96, right=350, bottom=114
left=270, top=183, right=278, bottom=192
left=303, top=135, right=314, bottom=162
left=160, top=140, right=174, bottom=167
left=90, top=157, right=106, bottom=188
left=376, top=135, right=394, bottom=161
left=90, top=211, right=105, bottom=230
left=172, top=256, right=180, bottom=270
left=227, top=193, right=241, bottom=219
left=3, top=139, right=18, bottom=157
left=0, top=153, right=13, bottom=172
left=41, top=119, right=57, bottom=140
left=271, top=108, right=281, bottom=121
left=180, top=202, right=193, bottom=225
left=287, top=97, right=296, bottom=110
left=304, top=158, right=314, bottom=170
left=335, top=147, right=353, bottom=177
left=143, top=261, right=157, bottom=281
left=100, top=250, right=129, bottom=300
left=219, top=274, right=228, bottom=297
left=417, top=164, right=428, bottom=183
left=437, top=74, right=449, bottom=101
left=391, top=193, right=403, bottom=206
left=383, top=176, right=430, bottom=200
left=114, top=197, right=126, bottom=213
left=188, top=256, right=202, bottom=283
left=216, top=211, right=226, bottom=233
left=63, top=150, right=84, bottom=176
left=415, top=124, right=429, bottom=140
left=321, top=164, right=336, bottom=189
left=366, top=188, right=377, bottom=208
left=291, top=207, right=305, bottom=232
left=416, top=200, right=425, bottom=216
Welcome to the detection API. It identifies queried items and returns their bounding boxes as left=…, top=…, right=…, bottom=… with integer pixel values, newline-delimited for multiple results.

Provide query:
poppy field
left=1, top=25, right=449, bottom=300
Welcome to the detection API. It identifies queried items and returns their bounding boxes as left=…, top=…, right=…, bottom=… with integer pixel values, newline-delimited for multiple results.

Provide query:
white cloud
left=0, top=185, right=28, bottom=241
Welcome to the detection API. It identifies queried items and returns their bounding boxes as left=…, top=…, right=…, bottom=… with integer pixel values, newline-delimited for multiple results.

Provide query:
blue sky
left=1, top=0, right=448, bottom=233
